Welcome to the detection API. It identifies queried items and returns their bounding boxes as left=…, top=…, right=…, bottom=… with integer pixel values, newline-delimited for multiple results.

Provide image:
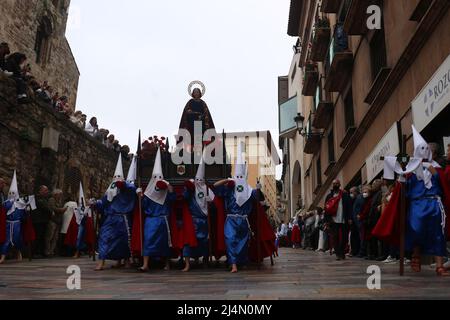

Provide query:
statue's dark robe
left=178, top=99, right=216, bottom=144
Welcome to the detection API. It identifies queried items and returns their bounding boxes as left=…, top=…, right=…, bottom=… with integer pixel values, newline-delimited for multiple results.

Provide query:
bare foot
left=0, top=256, right=5, bottom=264
left=16, top=252, right=22, bottom=262
left=182, top=266, right=190, bottom=272
left=164, top=264, right=170, bottom=271
left=94, top=261, right=105, bottom=271
left=138, top=267, right=149, bottom=272
left=231, top=264, right=238, bottom=273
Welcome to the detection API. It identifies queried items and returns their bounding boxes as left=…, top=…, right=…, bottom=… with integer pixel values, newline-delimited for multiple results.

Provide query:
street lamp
left=294, top=113, right=305, bottom=135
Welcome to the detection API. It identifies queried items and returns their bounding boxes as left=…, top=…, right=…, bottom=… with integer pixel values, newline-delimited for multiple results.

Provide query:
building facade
left=0, top=0, right=79, bottom=105
left=225, top=131, right=281, bottom=222
left=279, top=0, right=450, bottom=211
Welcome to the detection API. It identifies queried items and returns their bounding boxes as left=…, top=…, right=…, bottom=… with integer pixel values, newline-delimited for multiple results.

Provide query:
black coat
left=4, top=53, right=24, bottom=77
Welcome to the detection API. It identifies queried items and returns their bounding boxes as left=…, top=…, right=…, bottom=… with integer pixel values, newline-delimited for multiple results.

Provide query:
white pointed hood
left=411, top=125, right=440, bottom=189
left=7, top=171, right=29, bottom=215
left=412, top=125, right=432, bottom=162
left=144, top=148, right=167, bottom=205
left=127, top=155, right=137, bottom=184
left=233, top=142, right=253, bottom=207
left=194, top=153, right=214, bottom=215
left=8, top=170, right=19, bottom=202
left=105, top=154, right=124, bottom=202
left=75, top=182, right=88, bottom=225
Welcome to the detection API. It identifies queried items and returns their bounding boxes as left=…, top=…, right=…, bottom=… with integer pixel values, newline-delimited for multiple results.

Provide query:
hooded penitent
left=412, top=125, right=439, bottom=189
left=76, top=182, right=87, bottom=225
left=193, top=154, right=214, bottom=215
left=6, top=171, right=27, bottom=216
left=233, top=142, right=253, bottom=207
left=106, top=154, right=124, bottom=202
left=126, top=155, right=137, bottom=184
left=144, top=148, right=167, bottom=205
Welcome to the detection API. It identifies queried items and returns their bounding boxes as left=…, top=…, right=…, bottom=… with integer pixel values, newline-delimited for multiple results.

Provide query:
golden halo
left=188, top=80, right=206, bottom=97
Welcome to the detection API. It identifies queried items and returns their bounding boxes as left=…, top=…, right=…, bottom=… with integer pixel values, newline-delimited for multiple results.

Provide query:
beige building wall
left=0, top=0, right=79, bottom=106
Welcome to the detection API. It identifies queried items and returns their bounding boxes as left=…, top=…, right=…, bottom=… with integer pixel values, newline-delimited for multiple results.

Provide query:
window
left=316, top=157, right=322, bottom=187
left=369, top=29, right=387, bottom=81
left=344, top=88, right=355, bottom=130
left=34, top=17, right=53, bottom=65
left=328, top=129, right=335, bottom=163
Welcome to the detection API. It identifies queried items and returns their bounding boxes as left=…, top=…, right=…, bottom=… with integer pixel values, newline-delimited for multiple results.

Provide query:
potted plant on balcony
left=311, top=17, right=331, bottom=62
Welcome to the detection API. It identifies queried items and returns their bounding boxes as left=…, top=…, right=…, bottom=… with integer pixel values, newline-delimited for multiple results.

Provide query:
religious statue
left=178, top=81, right=216, bottom=145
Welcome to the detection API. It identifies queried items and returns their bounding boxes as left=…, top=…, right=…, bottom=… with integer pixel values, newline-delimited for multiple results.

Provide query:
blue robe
left=406, top=172, right=447, bottom=256
left=142, top=192, right=176, bottom=257
left=97, top=182, right=136, bottom=260
left=214, top=185, right=257, bottom=265
left=182, top=190, right=209, bottom=258
left=1, top=201, right=25, bottom=255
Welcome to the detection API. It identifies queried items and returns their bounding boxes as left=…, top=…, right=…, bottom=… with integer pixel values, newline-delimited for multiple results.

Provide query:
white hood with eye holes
left=233, top=142, right=253, bottom=207
left=194, top=155, right=214, bottom=215
left=144, top=148, right=168, bottom=205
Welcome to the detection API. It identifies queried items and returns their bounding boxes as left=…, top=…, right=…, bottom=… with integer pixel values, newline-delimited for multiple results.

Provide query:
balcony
left=312, top=84, right=334, bottom=129
left=364, top=67, right=391, bottom=105
left=302, top=63, right=319, bottom=96
left=321, top=0, right=341, bottom=13
left=343, top=0, right=379, bottom=35
left=324, top=24, right=353, bottom=93
left=304, top=116, right=323, bottom=154
left=310, top=18, right=331, bottom=62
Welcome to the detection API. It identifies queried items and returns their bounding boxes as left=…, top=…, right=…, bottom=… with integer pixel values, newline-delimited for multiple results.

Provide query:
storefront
left=365, top=122, right=401, bottom=184
left=412, top=54, right=450, bottom=154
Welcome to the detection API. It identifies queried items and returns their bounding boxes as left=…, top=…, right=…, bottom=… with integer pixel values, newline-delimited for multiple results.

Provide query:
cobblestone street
left=0, top=248, right=449, bottom=300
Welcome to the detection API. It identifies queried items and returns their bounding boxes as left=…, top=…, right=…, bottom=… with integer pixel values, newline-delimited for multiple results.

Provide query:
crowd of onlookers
left=0, top=181, right=86, bottom=259
left=275, top=142, right=450, bottom=268
left=0, top=41, right=130, bottom=157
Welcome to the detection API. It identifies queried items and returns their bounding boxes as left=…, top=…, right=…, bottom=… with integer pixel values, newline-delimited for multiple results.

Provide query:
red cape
left=64, top=214, right=79, bottom=247
left=84, top=214, right=95, bottom=251
left=22, top=213, right=35, bottom=245
left=170, top=198, right=198, bottom=253
left=130, top=198, right=143, bottom=257
left=212, top=196, right=226, bottom=260
left=371, top=181, right=402, bottom=247
left=291, top=225, right=301, bottom=243
left=248, top=199, right=276, bottom=263
left=437, top=167, right=450, bottom=240
left=0, top=205, right=6, bottom=244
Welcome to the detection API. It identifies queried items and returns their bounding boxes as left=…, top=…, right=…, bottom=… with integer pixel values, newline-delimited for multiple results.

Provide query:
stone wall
left=0, top=0, right=79, bottom=105
left=0, top=75, right=130, bottom=200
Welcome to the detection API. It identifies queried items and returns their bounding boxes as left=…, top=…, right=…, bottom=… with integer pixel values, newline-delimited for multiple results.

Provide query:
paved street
left=0, top=248, right=449, bottom=300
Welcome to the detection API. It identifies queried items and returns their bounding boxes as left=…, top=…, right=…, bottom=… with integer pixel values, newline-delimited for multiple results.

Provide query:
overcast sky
left=66, top=0, right=295, bottom=178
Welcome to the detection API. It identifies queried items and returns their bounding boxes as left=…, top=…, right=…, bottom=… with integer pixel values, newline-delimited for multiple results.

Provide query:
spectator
left=429, top=142, right=446, bottom=168
left=45, top=189, right=66, bottom=257
left=367, top=179, right=384, bottom=261
left=0, top=42, right=10, bottom=72
left=36, top=83, right=53, bottom=103
left=80, top=114, right=87, bottom=129
left=348, top=186, right=360, bottom=256
left=33, top=185, right=52, bottom=258
left=105, top=134, right=115, bottom=149
left=85, top=117, right=99, bottom=137
left=291, top=215, right=301, bottom=249
left=324, top=179, right=352, bottom=261
left=278, top=220, right=288, bottom=247
left=4, top=52, right=29, bottom=103
left=51, top=91, right=59, bottom=109
left=316, top=207, right=328, bottom=252
left=113, top=140, right=121, bottom=152
left=120, top=145, right=130, bottom=158
left=55, top=96, right=68, bottom=113
left=99, top=129, right=109, bottom=145
left=70, top=111, right=85, bottom=128
left=354, top=185, right=372, bottom=258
